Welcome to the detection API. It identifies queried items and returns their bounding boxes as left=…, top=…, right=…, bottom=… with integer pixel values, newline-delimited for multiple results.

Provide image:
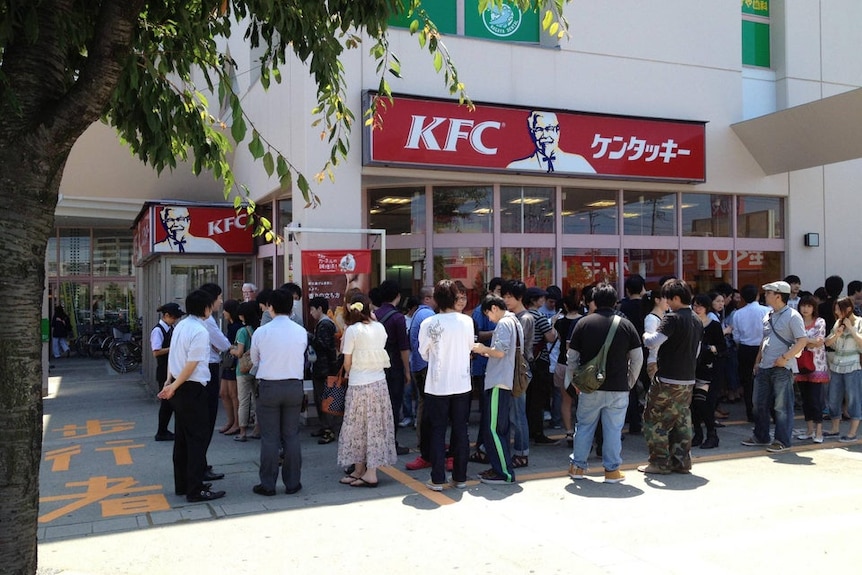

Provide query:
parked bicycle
left=108, top=326, right=143, bottom=373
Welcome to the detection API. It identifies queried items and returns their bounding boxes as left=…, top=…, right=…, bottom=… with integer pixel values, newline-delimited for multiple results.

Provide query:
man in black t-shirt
left=566, top=283, right=642, bottom=483
left=640, top=279, right=703, bottom=475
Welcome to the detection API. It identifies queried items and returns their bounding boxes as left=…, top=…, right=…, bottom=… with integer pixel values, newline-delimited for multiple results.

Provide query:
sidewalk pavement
left=37, top=358, right=862, bottom=574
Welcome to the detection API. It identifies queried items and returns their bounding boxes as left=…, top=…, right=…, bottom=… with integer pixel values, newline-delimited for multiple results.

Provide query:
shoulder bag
left=512, top=324, right=530, bottom=398
left=572, top=315, right=620, bottom=395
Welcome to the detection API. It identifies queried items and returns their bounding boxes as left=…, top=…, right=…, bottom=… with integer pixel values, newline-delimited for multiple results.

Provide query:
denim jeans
left=753, top=366, right=794, bottom=447
left=509, top=393, right=530, bottom=456
left=828, top=369, right=862, bottom=421
left=571, top=390, right=629, bottom=472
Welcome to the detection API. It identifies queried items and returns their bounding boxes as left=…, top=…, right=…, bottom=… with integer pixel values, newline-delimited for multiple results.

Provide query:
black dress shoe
left=203, top=470, right=225, bottom=481
left=186, top=489, right=226, bottom=502
left=285, top=483, right=302, bottom=495
left=154, top=431, right=175, bottom=441
left=175, top=482, right=211, bottom=496
left=252, top=484, right=277, bottom=496
left=395, top=444, right=409, bottom=456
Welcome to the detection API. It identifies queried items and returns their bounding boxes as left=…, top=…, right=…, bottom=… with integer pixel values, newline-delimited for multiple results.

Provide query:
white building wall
left=55, top=1, right=862, bottom=289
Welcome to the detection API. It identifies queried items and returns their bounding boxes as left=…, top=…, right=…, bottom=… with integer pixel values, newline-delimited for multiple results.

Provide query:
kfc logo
left=405, top=115, right=501, bottom=155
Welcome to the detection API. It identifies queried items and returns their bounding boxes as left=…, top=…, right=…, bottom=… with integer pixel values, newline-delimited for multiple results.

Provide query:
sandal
left=339, top=473, right=361, bottom=484
left=349, top=477, right=379, bottom=488
left=469, top=451, right=489, bottom=464
left=512, top=455, right=529, bottom=468
left=318, top=430, right=336, bottom=445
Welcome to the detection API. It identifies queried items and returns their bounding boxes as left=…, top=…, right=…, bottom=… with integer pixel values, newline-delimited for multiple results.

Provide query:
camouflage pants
left=643, top=379, right=693, bottom=471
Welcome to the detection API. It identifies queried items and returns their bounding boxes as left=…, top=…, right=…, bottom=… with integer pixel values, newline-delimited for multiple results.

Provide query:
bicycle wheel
left=109, top=342, right=140, bottom=373
left=75, top=336, right=90, bottom=357
left=100, top=335, right=114, bottom=358
left=88, top=334, right=104, bottom=358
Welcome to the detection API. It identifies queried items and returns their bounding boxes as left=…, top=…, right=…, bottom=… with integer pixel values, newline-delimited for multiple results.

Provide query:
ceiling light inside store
left=378, top=197, right=411, bottom=205
left=472, top=208, right=492, bottom=215
left=509, top=197, right=545, bottom=205
left=585, top=200, right=616, bottom=208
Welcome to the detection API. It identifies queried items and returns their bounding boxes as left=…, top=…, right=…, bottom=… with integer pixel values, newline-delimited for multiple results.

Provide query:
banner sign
left=364, top=93, right=706, bottom=183
left=301, top=250, right=372, bottom=320
left=133, top=203, right=254, bottom=265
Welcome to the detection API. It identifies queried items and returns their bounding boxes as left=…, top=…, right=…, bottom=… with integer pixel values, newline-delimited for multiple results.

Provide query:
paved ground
left=36, top=358, right=862, bottom=574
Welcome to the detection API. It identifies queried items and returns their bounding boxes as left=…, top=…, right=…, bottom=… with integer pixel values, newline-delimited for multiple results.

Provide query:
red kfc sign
left=133, top=203, right=254, bottom=264
left=364, top=93, right=705, bottom=183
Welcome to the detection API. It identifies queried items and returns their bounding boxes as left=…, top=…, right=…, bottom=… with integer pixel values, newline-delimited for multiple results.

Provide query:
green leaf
left=433, top=51, right=443, bottom=72
left=248, top=131, right=265, bottom=159
left=231, top=114, right=247, bottom=142
left=543, top=9, right=554, bottom=31
left=263, top=152, right=274, bottom=176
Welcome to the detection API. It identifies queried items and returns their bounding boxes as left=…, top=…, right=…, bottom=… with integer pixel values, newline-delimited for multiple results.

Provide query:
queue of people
left=150, top=271, right=862, bottom=500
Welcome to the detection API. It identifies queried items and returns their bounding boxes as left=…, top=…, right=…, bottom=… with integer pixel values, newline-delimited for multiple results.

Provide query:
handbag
left=512, top=326, right=530, bottom=398
left=797, top=349, right=815, bottom=374
left=237, top=326, right=256, bottom=375
left=321, top=366, right=347, bottom=416
left=572, top=316, right=620, bottom=395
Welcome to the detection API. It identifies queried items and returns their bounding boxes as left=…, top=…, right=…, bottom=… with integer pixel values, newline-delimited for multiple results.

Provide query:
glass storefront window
left=58, top=281, right=91, bottom=337
left=736, top=250, right=783, bottom=289
left=500, top=186, right=554, bottom=233
left=500, top=247, right=553, bottom=288
left=93, top=230, right=134, bottom=277
left=682, top=193, right=731, bottom=237
left=433, top=186, right=492, bottom=233
left=561, top=188, right=618, bottom=235
left=47, top=237, right=58, bottom=277
left=59, top=229, right=91, bottom=275
left=682, top=250, right=733, bottom=295
left=93, top=281, right=137, bottom=326
left=737, top=196, right=783, bottom=238
left=562, top=248, right=619, bottom=293
left=625, top=248, right=678, bottom=288
left=433, top=247, right=493, bottom=308
left=369, top=187, right=425, bottom=235
left=623, top=191, right=677, bottom=236
left=379, top=248, right=425, bottom=300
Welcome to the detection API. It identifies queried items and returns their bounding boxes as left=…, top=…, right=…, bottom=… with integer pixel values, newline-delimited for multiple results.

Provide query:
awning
left=731, top=87, right=862, bottom=175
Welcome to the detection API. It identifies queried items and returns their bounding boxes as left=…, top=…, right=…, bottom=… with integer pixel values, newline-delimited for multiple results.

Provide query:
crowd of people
left=149, top=271, right=862, bottom=500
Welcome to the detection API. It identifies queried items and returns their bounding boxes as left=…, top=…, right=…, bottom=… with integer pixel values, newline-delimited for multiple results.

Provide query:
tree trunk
left=0, top=2, right=144, bottom=572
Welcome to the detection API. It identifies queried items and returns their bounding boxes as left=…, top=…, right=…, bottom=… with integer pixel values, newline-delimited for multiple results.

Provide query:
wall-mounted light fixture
left=804, top=233, right=820, bottom=247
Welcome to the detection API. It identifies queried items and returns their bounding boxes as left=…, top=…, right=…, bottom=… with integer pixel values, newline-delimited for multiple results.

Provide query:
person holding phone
left=823, top=297, right=862, bottom=442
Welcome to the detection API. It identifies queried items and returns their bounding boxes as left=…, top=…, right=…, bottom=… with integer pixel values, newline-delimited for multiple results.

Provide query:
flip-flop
left=339, top=474, right=361, bottom=485
left=234, top=435, right=247, bottom=442
left=349, top=477, right=378, bottom=488
left=224, top=428, right=240, bottom=436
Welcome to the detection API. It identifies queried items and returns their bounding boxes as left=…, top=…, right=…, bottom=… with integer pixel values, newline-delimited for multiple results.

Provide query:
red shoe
left=405, top=456, right=432, bottom=470
left=445, top=457, right=454, bottom=472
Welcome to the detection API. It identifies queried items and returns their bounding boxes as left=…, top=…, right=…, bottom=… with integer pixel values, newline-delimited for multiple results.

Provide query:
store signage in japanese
left=301, top=250, right=372, bottom=325
left=364, top=93, right=706, bottom=183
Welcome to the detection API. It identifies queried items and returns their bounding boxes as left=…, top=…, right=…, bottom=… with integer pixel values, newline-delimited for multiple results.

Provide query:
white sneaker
left=795, top=432, right=813, bottom=440
left=813, top=435, right=824, bottom=444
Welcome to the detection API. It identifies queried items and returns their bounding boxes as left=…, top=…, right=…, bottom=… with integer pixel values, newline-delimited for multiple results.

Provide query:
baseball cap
left=157, top=302, right=186, bottom=316
left=526, top=287, right=548, bottom=300
left=761, top=281, right=791, bottom=294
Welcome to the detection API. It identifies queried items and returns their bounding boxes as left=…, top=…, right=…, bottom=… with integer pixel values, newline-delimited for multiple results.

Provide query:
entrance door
left=165, top=259, right=221, bottom=304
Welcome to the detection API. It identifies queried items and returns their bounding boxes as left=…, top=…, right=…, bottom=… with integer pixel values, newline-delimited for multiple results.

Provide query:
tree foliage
left=0, top=1, right=568, bottom=572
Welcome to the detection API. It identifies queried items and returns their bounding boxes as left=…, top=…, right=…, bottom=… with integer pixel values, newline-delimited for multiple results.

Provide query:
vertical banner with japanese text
left=301, top=250, right=372, bottom=326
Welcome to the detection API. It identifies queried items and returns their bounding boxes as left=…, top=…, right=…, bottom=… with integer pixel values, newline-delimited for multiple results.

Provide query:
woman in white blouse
left=337, top=293, right=397, bottom=487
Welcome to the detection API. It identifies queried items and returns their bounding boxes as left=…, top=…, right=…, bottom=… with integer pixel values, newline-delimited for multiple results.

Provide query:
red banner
left=365, top=93, right=705, bottom=182
left=301, top=250, right=372, bottom=320
left=134, top=203, right=254, bottom=264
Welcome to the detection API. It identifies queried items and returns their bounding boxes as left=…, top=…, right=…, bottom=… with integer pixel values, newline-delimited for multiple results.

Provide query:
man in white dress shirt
left=158, top=289, right=226, bottom=502
left=250, top=288, right=308, bottom=495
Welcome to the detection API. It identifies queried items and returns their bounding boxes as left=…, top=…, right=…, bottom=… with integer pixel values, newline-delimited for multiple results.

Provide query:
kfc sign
left=133, top=203, right=255, bottom=265
left=364, top=93, right=706, bottom=183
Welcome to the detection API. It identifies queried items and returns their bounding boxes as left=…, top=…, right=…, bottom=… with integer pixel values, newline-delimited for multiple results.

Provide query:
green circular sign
left=482, top=4, right=522, bottom=38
